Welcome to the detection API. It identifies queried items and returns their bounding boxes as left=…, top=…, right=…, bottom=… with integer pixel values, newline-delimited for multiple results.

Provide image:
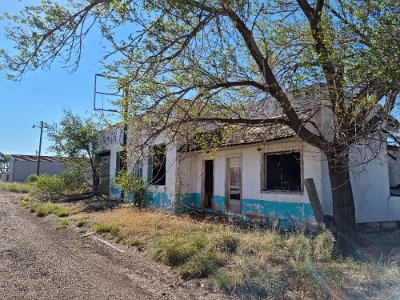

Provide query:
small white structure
left=8, top=154, right=63, bottom=182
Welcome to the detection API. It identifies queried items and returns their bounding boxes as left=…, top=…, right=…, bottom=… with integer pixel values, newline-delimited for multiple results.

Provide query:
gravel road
left=0, top=192, right=232, bottom=300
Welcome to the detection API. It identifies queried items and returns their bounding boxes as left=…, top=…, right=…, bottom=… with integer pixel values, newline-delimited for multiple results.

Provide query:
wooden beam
left=304, top=178, right=324, bottom=223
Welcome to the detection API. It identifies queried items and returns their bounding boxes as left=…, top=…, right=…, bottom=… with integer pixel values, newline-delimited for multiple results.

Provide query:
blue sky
left=0, top=0, right=110, bottom=156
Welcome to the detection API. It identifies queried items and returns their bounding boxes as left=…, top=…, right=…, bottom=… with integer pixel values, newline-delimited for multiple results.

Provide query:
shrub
left=31, top=174, right=66, bottom=201
left=26, top=174, right=38, bottom=183
left=116, top=170, right=151, bottom=208
left=61, top=159, right=90, bottom=191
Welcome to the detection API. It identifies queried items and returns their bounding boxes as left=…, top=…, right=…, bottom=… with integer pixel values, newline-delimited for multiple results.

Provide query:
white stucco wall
left=349, top=141, right=400, bottom=223
left=177, top=138, right=323, bottom=219
left=388, top=149, right=400, bottom=188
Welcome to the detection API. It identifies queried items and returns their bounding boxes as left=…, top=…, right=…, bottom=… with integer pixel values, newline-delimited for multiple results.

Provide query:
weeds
left=76, top=218, right=89, bottom=228
left=55, top=219, right=69, bottom=230
left=18, top=199, right=398, bottom=299
left=93, top=223, right=114, bottom=233
left=0, top=182, right=31, bottom=193
left=21, top=201, right=72, bottom=217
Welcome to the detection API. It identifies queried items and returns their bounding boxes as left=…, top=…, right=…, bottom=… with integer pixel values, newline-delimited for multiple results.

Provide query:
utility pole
left=33, top=121, right=45, bottom=176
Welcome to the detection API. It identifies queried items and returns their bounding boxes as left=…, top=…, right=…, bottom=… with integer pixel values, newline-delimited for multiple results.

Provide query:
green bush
left=61, top=159, right=90, bottom=191
left=26, top=174, right=38, bottom=183
left=31, top=174, right=66, bottom=201
left=116, top=170, right=150, bottom=207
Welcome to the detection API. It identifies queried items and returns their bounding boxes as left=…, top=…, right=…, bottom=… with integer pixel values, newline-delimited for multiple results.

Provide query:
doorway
left=204, top=160, right=214, bottom=209
left=226, top=157, right=241, bottom=213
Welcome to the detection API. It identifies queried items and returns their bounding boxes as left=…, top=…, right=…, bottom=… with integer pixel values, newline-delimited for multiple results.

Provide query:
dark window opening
left=204, top=160, right=214, bottom=208
left=264, top=152, right=301, bottom=191
left=151, top=144, right=166, bottom=185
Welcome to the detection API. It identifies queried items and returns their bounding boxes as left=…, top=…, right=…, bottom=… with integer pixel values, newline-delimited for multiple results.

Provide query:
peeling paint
left=110, top=186, right=121, bottom=200
left=175, top=193, right=201, bottom=212
left=242, top=198, right=315, bottom=223
left=213, top=195, right=225, bottom=212
left=149, top=192, right=172, bottom=210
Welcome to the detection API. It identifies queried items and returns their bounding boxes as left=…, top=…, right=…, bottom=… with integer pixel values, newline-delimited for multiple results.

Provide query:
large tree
left=1, top=0, right=399, bottom=230
left=47, top=110, right=101, bottom=194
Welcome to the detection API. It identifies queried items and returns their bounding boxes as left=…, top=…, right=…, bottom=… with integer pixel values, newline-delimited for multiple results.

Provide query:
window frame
left=148, top=144, right=167, bottom=186
left=261, top=150, right=304, bottom=194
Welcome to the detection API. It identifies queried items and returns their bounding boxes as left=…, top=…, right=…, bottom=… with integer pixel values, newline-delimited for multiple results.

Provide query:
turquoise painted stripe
left=213, top=195, right=225, bottom=212
left=148, top=192, right=172, bottom=210
left=242, top=198, right=314, bottom=222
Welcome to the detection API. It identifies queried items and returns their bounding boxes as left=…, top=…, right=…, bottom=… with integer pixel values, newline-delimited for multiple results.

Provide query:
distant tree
left=1, top=1, right=399, bottom=230
left=0, top=152, right=9, bottom=173
left=47, top=110, right=100, bottom=194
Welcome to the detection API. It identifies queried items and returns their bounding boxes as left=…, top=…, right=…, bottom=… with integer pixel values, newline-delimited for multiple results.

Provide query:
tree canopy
left=1, top=0, right=399, bottom=229
left=47, top=110, right=100, bottom=193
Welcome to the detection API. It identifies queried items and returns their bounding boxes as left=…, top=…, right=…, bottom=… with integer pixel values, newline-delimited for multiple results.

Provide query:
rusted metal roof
left=179, top=109, right=317, bottom=152
left=10, top=155, right=63, bottom=163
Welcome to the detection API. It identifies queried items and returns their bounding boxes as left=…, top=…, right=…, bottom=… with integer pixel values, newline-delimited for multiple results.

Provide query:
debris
left=80, top=231, right=95, bottom=238
left=93, top=236, right=126, bottom=253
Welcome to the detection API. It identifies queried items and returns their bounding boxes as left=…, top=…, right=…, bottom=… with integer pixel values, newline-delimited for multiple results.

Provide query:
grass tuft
left=94, top=223, right=114, bottom=233
left=150, top=233, right=208, bottom=266
left=55, top=219, right=69, bottom=230
left=76, top=218, right=89, bottom=228
left=0, top=182, right=31, bottom=193
left=178, top=251, right=227, bottom=279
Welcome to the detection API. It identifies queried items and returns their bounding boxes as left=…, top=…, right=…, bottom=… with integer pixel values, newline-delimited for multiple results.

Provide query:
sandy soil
left=0, top=191, right=234, bottom=300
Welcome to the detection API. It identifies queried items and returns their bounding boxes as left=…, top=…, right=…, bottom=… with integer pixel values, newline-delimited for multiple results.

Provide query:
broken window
left=264, top=152, right=301, bottom=192
left=148, top=144, right=166, bottom=185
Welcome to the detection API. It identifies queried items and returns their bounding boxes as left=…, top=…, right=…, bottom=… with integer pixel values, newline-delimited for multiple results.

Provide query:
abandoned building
left=7, top=154, right=63, bottom=182
left=97, top=94, right=400, bottom=226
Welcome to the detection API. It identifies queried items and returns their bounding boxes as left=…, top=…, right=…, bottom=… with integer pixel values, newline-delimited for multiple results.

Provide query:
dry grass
left=83, top=206, right=400, bottom=299
left=92, top=207, right=215, bottom=241
left=17, top=197, right=400, bottom=299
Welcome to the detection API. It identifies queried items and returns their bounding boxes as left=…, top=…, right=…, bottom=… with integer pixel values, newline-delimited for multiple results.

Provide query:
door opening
left=204, top=160, right=214, bottom=209
left=227, top=157, right=241, bottom=213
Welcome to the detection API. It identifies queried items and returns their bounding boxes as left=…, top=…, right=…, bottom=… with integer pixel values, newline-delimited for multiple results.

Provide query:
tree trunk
left=92, top=170, right=99, bottom=195
left=327, top=151, right=357, bottom=231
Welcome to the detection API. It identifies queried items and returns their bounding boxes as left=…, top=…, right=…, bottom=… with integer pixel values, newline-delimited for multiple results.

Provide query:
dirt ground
left=0, top=191, right=234, bottom=300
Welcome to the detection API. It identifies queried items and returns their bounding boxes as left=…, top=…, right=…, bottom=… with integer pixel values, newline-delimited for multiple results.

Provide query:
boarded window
left=148, top=144, right=166, bottom=185
left=264, top=152, right=301, bottom=191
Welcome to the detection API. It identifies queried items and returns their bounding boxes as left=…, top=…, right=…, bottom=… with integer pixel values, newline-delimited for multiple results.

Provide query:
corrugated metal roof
left=179, top=109, right=317, bottom=152
left=10, top=154, right=63, bottom=163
